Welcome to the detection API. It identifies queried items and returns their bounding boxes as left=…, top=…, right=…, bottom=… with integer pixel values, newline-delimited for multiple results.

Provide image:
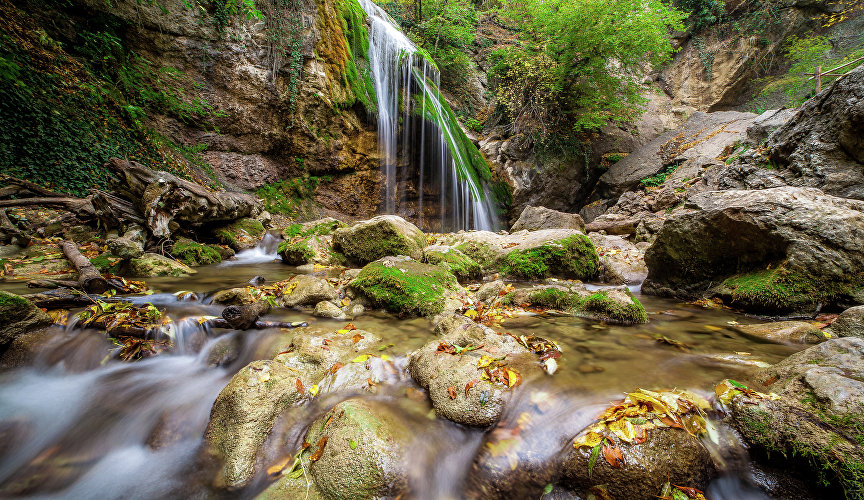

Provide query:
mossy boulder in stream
left=423, top=245, right=482, bottom=283
left=508, top=284, right=648, bottom=325
left=333, top=215, right=426, bottom=265
left=214, top=218, right=266, bottom=251
left=129, top=253, right=196, bottom=277
left=171, top=238, right=222, bottom=266
left=500, top=234, right=598, bottom=280
left=277, top=238, right=315, bottom=265
left=351, top=257, right=464, bottom=317
left=725, top=337, right=864, bottom=497
left=0, top=291, right=51, bottom=347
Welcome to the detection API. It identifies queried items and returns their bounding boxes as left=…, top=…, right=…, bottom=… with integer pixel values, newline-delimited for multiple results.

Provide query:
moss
left=718, top=267, right=864, bottom=314
left=172, top=238, right=222, bottom=267
left=500, top=235, right=599, bottom=280
left=278, top=238, right=315, bottom=265
left=282, top=224, right=303, bottom=238
left=334, top=219, right=426, bottom=264
left=455, top=241, right=496, bottom=268
left=89, top=252, right=125, bottom=273
left=500, top=292, right=515, bottom=306
left=215, top=219, right=266, bottom=249
left=528, top=288, right=579, bottom=309
left=574, top=290, right=648, bottom=325
left=352, top=261, right=460, bottom=316
left=423, top=249, right=482, bottom=283
left=0, top=291, right=27, bottom=310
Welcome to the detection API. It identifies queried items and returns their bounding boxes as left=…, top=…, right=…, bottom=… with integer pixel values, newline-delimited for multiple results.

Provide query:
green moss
left=500, top=292, right=515, bottom=306
left=352, top=260, right=460, bottom=316
left=172, top=238, right=222, bottom=267
left=423, top=249, right=481, bottom=283
left=215, top=219, right=266, bottom=249
left=455, top=241, right=496, bottom=268
left=500, top=235, right=599, bottom=280
left=89, top=252, right=124, bottom=273
left=278, top=238, right=315, bottom=265
left=528, top=288, right=579, bottom=309
left=718, top=267, right=864, bottom=314
left=334, top=220, right=426, bottom=264
left=336, top=0, right=377, bottom=112
left=282, top=224, right=303, bottom=238
left=575, top=290, right=647, bottom=325
left=0, top=291, right=27, bottom=309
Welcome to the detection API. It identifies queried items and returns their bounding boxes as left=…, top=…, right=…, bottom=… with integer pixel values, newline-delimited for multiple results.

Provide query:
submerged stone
left=129, top=253, right=196, bottom=277
left=734, top=321, right=828, bottom=344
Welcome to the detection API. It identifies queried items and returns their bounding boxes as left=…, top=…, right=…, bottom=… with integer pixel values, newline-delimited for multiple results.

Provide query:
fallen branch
left=60, top=240, right=109, bottom=294
left=207, top=318, right=308, bottom=330
left=222, top=300, right=271, bottom=330
left=0, top=174, right=68, bottom=198
left=27, top=279, right=80, bottom=289
left=23, top=288, right=121, bottom=309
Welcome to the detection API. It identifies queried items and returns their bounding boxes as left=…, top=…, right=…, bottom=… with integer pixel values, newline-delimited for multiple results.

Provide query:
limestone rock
left=734, top=321, right=828, bottom=344
left=210, top=287, right=255, bottom=306
left=510, top=206, right=586, bottom=232
left=313, top=300, right=345, bottom=319
left=281, top=274, right=338, bottom=307
left=333, top=215, right=427, bottom=265
left=129, top=253, right=196, bottom=277
left=351, top=257, right=465, bottom=317
left=0, top=291, right=52, bottom=347
left=475, top=280, right=506, bottom=303
left=422, top=245, right=482, bottom=283
left=831, top=305, right=864, bottom=338
left=588, top=233, right=648, bottom=285
left=214, top=218, right=266, bottom=251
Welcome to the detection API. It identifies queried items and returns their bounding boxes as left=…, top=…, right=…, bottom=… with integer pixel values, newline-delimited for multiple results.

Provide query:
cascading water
left=358, top=0, right=499, bottom=232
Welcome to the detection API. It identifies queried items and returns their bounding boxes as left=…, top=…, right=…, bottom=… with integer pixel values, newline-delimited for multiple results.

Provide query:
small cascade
left=358, top=0, right=499, bottom=232
left=221, top=232, right=281, bottom=265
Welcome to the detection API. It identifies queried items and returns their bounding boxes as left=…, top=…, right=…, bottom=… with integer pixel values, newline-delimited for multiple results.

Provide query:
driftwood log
left=106, top=158, right=261, bottom=238
left=22, top=288, right=121, bottom=309
left=207, top=318, right=308, bottom=331
left=222, top=299, right=271, bottom=330
left=60, top=241, right=109, bottom=294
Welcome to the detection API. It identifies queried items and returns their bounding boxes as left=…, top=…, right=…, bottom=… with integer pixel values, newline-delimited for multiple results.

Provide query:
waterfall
left=357, top=0, right=499, bottom=232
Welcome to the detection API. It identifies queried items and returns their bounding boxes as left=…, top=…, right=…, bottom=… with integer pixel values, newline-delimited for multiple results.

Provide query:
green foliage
left=255, top=174, right=327, bottom=216
left=640, top=163, right=680, bottom=188
left=490, top=0, right=686, bottom=138
left=677, top=0, right=725, bottom=30
left=500, top=235, right=599, bottom=280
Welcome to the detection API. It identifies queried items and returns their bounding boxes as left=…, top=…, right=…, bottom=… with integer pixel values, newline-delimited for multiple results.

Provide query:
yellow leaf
left=352, top=354, right=371, bottom=363
left=380, top=354, right=391, bottom=361
left=705, top=325, right=723, bottom=331
left=337, top=329, right=350, bottom=335
left=310, top=384, right=319, bottom=396
left=464, top=309, right=479, bottom=318
left=608, top=418, right=636, bottom=443
left=477, top=355, right=494, bottom=369
left=341, top=298, right=350, bottom=307
left=266, top=456, right=292, bottom=476
left=573, top=431, right=605, bottom=449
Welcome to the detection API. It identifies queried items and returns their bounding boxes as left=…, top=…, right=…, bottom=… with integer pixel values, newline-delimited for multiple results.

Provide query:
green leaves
left=587, top=440, right=602, bottom=479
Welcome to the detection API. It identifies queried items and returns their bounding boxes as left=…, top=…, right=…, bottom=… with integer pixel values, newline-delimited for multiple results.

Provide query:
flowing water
left=358, top=0, right=499, bottom=232
left=0, top=251, right=813, bottom=499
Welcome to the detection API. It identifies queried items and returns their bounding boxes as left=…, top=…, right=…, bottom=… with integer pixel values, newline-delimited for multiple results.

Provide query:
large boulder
left=504, top=283, right=648, bottom=325
left=830, top=305, right=864, bottom=338
left=643, top=187, right=864, bottom=314
left=510, top=206, right=585, bottom=232
left=351, top=257, right=465, bottom=317
left=724, top=338, right=864, bottom=497
left=171, top=237, right=222, bottom=266
left=588, top=233, right=648, bottom=285
left=332, top=215, right=426, bottom=265
left=280, top=275, right=339, bottom=308
left=422, top=245, right=482, bottom=283
left=215, top=218, right=266, bottom=251
left=0, top=291, right=51, bottom=348
left=129, top=253, right=196, bottom=277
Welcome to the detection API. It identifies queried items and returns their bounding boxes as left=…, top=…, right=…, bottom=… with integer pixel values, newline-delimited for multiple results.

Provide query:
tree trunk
left=221, top=299, right=272, bottom=330
left=60, top=240, right=109, bottom=294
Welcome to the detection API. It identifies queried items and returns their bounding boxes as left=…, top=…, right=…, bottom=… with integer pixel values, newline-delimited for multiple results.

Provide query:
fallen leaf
left=602, top=441, right=624, bottom=468
left=352, top=354, right=371, bottom=363
left=328, top=362, right=344, bottom=375
left=351, top=333, right=364, bottom=344
left=341, top=298, right=350, bottom=307
left=587, top=441, right=602, bottom=478
left=448, top=386, right=457, bottom=399
left=349, top=439, right=357, bottom=450
left=465, top=379, right=479, bottom=396
left=309, top=436, right=328, bottom=462
left=295, top=378, right=305, bottom=395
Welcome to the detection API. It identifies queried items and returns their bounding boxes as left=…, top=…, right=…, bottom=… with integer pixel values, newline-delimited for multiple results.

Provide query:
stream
left=0, top=251, right=807, bottom=499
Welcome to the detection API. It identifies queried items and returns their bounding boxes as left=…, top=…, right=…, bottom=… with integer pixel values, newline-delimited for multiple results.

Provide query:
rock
left=172, top=237, right=222, bottom=266
left=302, top=398, right=421, bottom=498
left=351, top=257, right=466, bottom=317
left=588, top=233, right=648, bottom=285
left=725, top=338, right=864, bottom=496
left=277, top=237, right=314, bottom=265
left=643, top=187, right=864, bottom=314
left=831, top=305, right=864, bottom=338
left=128, top=253, right=196, bottom=277
left=106, top=225, right=145, bottom=259
left=475, top=280, right=506, bottom=303
left=214, top=218, right=266, bottom=251
left=255, top=475, right=327, bottom=500
left=520, top=284, right=648, bottom=325
left=734, top=321, right=828, bottom=344
left=0, top=291, right=52, bottom=348
left=332, top=215, right=427, bottom=265
left=0, top=327, right=53, bottom=369
left=746, top=108, right=796, bottom=144
left=281, top=274, right=339, bottom=307
left=313, top=300, right=345, bottom=319
left=347, top=303, right=364, bottom=318
left=408, top=321, right=547, bottom=426
left=764, top=66, right=864, bottom=200
left=561, top=426, right=715, bottom=499
left=211, top=287, right=255, bottom=306
left=422, top=245, right=482, bottom=283
left=510, top=206, right=586, bottom=232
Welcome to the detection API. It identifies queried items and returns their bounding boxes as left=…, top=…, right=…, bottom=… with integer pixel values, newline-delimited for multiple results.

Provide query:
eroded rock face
left=725, top=338, right=864, bottom=497
left=510, top=206, right=585, bottom=233
left=643, top=187, right=864, bottom=314
left=333, top=215, right=427, bottom=265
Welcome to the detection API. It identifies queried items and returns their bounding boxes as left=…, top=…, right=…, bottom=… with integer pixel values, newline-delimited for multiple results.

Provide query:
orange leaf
left=465, top=379, right=479, bottom=396
left=295, top=378, right=305, bottom=395
left=659, top=415, right=683, bottom=429
left=447, top=386, right=457, bottom=399
left=343, top=323, right=357, bottom=331
left=602, top=441, right=624, bottom=468
left=674, top=485, right=705, bottom=498
left=634, top=425, right=647, bottom=444
left=309, top=436, right=328, bottom=462
left=328, top=362, right=344, bottom=375
left=351, top=333, right=364, bottom=344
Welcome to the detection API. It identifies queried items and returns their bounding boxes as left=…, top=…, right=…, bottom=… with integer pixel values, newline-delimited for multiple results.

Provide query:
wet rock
left=171, top=237, right=222, bottom=266
left=211, top=287, right=255, bottom=306
left=351, top=257, right=465, bottom=317
left=281, top=275, right=339, bottom=308
left=106, top=225, right=145, bottom=260
left=831, top=305, right=864, bottom=338
left=734, top=321, right=828, bottom=344
left=561, top=427, right=716, bottom=499
left=333, top=215, right=426, bottom=265
left=214, top=218, right=266, bottom=251
left=255, top=475, right=327, bottom=500
left=0, top=327, right=52, bottom=369
left=408, top=321, right=546, bottom=426
left=422, top=245, right=482, bottom=283
left=725, top=337, right=864, bottom=496
left=347, top=303, right=364, bottom=318
left=0, top=291, right=51, bottom=349
left=475, top=280, right=506, bottom=303
left=129, top=253, right=196, bottom=277
left=510, top=206, right=586, bottom=232
left=519, top=284, right=648, bottom=325
left=588, top=233, right=647, bottom=285
left=313, top=300, right=345, bottom=319
left=643, top=187, right=864, bottom=314
left=277, top=237, right=314, bottom=265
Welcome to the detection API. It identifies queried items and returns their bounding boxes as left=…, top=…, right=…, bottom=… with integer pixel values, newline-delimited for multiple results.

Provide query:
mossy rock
left=333, top=215, right=427, bottom=265
left=351, top=258, right=463, bottom=317
left=278, top=238, right=315, bottom=265
left=454, top=240, right=497, bottom=269
left=172, top=237, right=222, bottom=267
left=214, top=218, right=266, bottom=251
left=528, top=287, right=581, bottom=309
left=423, top=246, right=482, bottom=283
left=129, top=253, right=196, bottom=277
left=574, top=288, right=647, bottom=325
left=0, top=291, right=51, bottom=346
left=500, top=235, right=599, bottom=280
left=89, top=252, right=125, bottom=274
